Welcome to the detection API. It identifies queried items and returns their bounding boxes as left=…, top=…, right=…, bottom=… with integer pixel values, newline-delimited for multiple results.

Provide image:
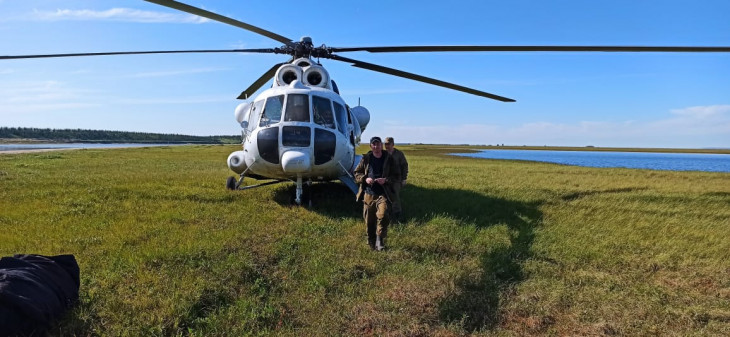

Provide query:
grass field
left=1, top=145, right=728, bottom=336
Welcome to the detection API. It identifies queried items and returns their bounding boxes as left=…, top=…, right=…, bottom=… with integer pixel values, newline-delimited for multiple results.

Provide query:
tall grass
left=1, top=145, right=728, bottom=336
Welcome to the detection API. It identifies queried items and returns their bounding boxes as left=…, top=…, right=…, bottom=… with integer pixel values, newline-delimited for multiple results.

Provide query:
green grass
left=1, top=144, right=728, bottom=336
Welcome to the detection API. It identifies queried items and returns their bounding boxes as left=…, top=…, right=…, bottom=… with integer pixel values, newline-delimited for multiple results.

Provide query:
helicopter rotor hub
left=272, top=38, right=333, bottom=59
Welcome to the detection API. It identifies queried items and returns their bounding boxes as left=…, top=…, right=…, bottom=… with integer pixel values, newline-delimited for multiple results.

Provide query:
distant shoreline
left=398, top=144, right=730, bottom=155
left=463, top=145, right=730, bottom=155
left=0, top=142, right=198, bottom=155
left=0, top=148, right=78, bottom=155
left=0, top=127, right=241, bottom=145
left=0, top=138, right=223, bottom=145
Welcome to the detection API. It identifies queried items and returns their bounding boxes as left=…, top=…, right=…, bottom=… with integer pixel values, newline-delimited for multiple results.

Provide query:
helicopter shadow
left=273, top=181, right=361, bottom=218
left=400, top=184, right=540, bottom=229
left=399, top=184, right=542, bottom=331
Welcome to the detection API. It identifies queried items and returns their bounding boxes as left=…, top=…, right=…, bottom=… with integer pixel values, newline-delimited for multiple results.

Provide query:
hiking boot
left=375, top=236, right=386, bottom=251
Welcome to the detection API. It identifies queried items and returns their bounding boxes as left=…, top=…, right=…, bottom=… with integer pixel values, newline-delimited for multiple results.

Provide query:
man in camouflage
left=354, top=137, right=400, bottom=251
left=384, top=137, right=408, bottom=223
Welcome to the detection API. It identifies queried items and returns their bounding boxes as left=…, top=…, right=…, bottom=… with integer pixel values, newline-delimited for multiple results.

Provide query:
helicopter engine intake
left=302, top=65, right=330, bottom=88
left=275, top=64, right=302, bottom=86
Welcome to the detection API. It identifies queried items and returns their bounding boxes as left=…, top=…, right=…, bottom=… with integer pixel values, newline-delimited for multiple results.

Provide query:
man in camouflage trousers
left=354, top=137, right=400, bottom=251
left=384, top=137, right=408, bottom=223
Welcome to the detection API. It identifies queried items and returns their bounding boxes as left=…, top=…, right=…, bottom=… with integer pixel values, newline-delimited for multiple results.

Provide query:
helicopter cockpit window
left=260, top=95, right=284, bottom=127
left=312, top=96, right=335, bottom=129
left=248, top=99, right=265, bottom=131
left=333, top=102, right=348, bottom=135
left=284, top=94, right=310, bottom=122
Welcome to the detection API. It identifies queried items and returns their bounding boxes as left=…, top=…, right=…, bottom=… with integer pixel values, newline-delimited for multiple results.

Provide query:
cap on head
left=370, top=136, right=382, bottom=145
left=384, top=137, right=394, bottom=145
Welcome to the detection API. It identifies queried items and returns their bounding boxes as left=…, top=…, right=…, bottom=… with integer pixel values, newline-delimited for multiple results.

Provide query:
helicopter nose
left=281, top=150, right=311, bottom=173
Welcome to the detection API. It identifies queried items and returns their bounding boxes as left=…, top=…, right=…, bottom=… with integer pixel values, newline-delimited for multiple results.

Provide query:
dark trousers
left=390, top=181, right=403, bottom=214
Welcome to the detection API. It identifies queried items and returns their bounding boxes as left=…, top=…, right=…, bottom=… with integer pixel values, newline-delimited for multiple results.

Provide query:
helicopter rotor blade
left=144, top=0, right=293, bottom=45
left=237, top=60, right=292, bottom=99
left=328, top=54, right=515, bottom=102
left=0, top=49, right=277, bottom=60
left=329, top=45, right=730, bottom=53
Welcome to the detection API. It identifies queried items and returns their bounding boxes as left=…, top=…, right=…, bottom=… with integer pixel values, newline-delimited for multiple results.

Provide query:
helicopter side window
left=312, top=96, right=335, bottom=129
left=260, top=94, right=284, bottom=127
left=346, top=105, right=357, bottom=146
left=333, top=102, right=348, bottom=136
left=248, top=99, right=265, bottom=131
left=345, top=104, right=352, bottom=123
left=284, top=94, right=310, bottom=122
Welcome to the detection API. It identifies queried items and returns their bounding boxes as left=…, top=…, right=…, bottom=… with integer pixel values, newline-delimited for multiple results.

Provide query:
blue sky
left=1, top=0, right=729, bottom=148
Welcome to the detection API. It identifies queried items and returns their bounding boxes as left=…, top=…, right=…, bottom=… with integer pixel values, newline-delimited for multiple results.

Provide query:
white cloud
left=31, top=8, right=209, bottom=24
left=344, top=87, right=424, bottom=96
left=670, top=105, right=730, bottom=118
left=0, top=78, right=229, bottom=115
left=0, top=80, right=102, bottom=114
left=648, top=105, right=730, bottom=138
left=115, top=95, right=231, bottom=105
left=127, top=67, right=230, bottom=78
left=372, top=105, right=730, bottom=148
left=230, top=41, right=249, bottom=49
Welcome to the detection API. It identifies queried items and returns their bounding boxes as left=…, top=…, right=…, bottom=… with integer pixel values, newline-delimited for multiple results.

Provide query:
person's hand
left=375, top=178, right=386, bottom=185
left=402, top=179, right=407, bottom=186
left=366, top=177, right=374, bottom=185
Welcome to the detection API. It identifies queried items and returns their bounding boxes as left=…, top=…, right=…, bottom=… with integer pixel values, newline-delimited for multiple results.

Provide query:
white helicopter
left=225, top=52, right=372, bottom=205
left=3, top=0, right=729, bottom=205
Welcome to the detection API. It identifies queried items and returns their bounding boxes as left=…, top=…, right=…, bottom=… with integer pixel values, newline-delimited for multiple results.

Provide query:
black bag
left=0, top=254, right=80, bottom=336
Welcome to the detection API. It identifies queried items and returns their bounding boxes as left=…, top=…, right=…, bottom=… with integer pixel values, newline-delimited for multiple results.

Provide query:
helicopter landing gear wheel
left=226, top=176, right=237, bottom=190
left=227, top=175, right=246, bottom=190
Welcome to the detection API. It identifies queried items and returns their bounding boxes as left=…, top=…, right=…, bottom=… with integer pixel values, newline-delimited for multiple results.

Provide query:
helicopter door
left=333, top=101, right=355, bottom=167
left=245, top=99, right=265, bottom=137
left=345, top=105, right=356, bottom=146
left=332, top=102, right=348, bottom=136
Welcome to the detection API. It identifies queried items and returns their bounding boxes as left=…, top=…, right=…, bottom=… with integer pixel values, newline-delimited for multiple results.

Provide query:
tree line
left=0, top=127, right=240, bottom=144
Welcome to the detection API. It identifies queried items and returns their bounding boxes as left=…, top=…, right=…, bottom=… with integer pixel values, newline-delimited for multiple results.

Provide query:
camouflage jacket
left=353, top=151, right=400, bottom=202
left=389, top=148, right=409, bottom=183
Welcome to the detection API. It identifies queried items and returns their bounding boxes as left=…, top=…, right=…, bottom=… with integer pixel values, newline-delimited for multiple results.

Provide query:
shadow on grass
left=53, top=296, right=99, bottom=336
left=273, top=181, right=361, bottom=218
left=400, top=185, right=542, bottom=331
left=561, top=187, right=647, bottom=201
left=275, top=182, right=542, bottom=332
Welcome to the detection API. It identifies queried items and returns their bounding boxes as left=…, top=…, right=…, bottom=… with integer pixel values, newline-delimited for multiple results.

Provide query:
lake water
left=452, top=149, right=730, bottom=173
left=0, top=143, right=184, bottom=152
